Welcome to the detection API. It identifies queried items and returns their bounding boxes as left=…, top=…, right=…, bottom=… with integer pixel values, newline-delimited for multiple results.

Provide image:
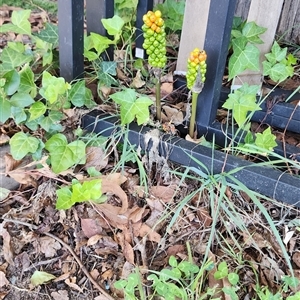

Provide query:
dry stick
left=2, top=218, right=115, bottom=300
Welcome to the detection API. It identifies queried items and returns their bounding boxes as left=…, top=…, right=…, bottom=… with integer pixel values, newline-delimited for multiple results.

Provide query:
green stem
left=189, top=91, right=199, bottom=138
left=154, top=68, right=162, bottom=121
left=155, top=78, right=161, bottom=121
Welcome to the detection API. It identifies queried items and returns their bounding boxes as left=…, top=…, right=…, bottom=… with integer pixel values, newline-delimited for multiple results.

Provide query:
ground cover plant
left=0, top=1, right=300, bottom=300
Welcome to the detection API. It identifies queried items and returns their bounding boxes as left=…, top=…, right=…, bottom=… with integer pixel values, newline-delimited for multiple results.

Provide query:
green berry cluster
left=186, top=48, right=207, bottom=90
left=142, top=10, right=167, bottom=68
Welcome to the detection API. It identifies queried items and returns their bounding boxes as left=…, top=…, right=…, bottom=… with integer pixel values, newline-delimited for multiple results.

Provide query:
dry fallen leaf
left=292, top=251, right=300, bottom=268
left=150, top=185, right=176, bottom=202
left=81, top=218, right=104, bottom=238
left=117, top=232, right=135, bottom=264
left=0, top=223, right=14, bottom=265
left=0, top=271, right=9, bottom=288
left=102, top=174, right=128, bottom=214
left=162, top=105, right=183, bottom=125
left=131, top=70, right=145, bottom=88
left=65, top=277, right=83, bottom=293
left=51, top=290, right=69, bottom=300
left=84, top=146, right=108, bottom=171
left=39, top=236, right=61, bottom=258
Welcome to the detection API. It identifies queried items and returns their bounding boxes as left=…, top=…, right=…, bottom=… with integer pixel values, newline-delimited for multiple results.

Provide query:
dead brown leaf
left=0, top=134, right=10, bottom=146
left=0, top=223, right=14, bottom=265
left=65, top=277, right=83, bottom=293
left=51, top=290, right=69, bottom=300
left=81, top=218, right=104, bottom=238
left=117, top=232, right=135, bottom=264
left=131, top=70, right=146, bottom=88
left=0, top=271, right=9, bottom=288
left=39, top=236, right=61, bottom=258
left=84, top=146, right=108, bottom=171
left=138, top=223, right=161, bottom=243
left=292, top=251, right=300, bottom=268
left=196, top=207, right=212, bottom=228
left=102, top=174, right=128, bottom=214
left=150, top=185, right=176, bottom=203
left=162, top=105, right=183, bottom=125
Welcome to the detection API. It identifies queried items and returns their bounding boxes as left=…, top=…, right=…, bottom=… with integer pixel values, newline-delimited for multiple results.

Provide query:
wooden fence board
left=175, top=0, right=210, bottom=74
left=154, top=0, right=300, bottom=44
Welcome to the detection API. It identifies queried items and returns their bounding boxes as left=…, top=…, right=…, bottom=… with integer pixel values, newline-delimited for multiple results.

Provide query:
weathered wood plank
left=277, top=0, right=300, bottom=44
left=175, top=0, right=210, bottom=74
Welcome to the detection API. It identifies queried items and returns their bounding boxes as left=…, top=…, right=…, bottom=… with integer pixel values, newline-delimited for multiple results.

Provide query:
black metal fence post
left=196, top=0, right=237, bottom=131
left=58, top=0, right=84, bottom=82
left=86, top=0, right=114, bottom=60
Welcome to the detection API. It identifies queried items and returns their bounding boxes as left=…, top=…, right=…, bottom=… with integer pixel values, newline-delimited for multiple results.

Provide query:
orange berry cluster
left=186, top=48, right=207, bottom=90
left=142, top=10, right=167, bottom=68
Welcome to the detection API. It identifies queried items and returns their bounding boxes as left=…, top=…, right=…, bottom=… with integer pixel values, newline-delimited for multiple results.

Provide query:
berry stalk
left=186, top=48, right=207, bottom=138
left=142, top=10, right=167, bottom=121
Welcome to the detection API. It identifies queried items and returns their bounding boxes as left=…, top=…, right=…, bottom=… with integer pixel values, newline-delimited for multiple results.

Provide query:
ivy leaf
left=0, top=96, right=12, bottom=123
left=3, top=70, right=20, bottom=95
left=7, top=41, right=25, bottom=53
left=90, top=32, right=112, bottom=54
left=71, top=179, right=102, bottom=203
left=68, top=80, right=86, bottom=107
left=102, top=15, right=125, bottom=36
left=11, top=107, right=27, bottom=124
left=19, top=64, right=37, bottom=97
left=263, top=62, right=293, bottom=82
left=40, top=71, right=69, bottom=104
left=115, top=0, right=138, bottom=10
left=0, top=10, right=31, bottom=36
left=155, top=0, right=185, bottom=31
left=242, top=21, right=267, bottom=44
left=101, top=61, right=117, bottom=76
left=223, top=84, right=261, bottom=128
left=31, top=271, right=56, bottom=286
left=110, top=88, right=153, bottom=125
left=84, top=87, right=96, bottom=109
left=56, top=179, right=103, bottom=210
left=0, top=187, right=10, bottom=202
left=45, top=133, right=86, bottom=173
left=10, top=92, right=34, bottom=107
left=34, top=23, right=58, bottom=47
left=84, top=35, right=100, bottom=61
left=265, top=41, right=287, bottom=64
left=40, top=110, right=64, bottom=132
left=98, top=61, right=118, bottom=87
left=56, top=187, right=73, bottom=210
left=0, top=48, right=32, bottom=74
left=10, top=132, right=39, bottom=160
left=229, top=42, right=260, bottom=79
left=29, top=102, right=47, bottom=121
left=255, top=127, right=277, bottom=152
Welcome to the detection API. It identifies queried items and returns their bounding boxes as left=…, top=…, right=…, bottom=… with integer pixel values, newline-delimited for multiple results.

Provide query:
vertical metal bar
left=58, top=0, right=84, bottom=82
left=86, top=0, right=115, bottom=60
left=86, top=0, right=114, bottom=36
left=135, top=0, right=154, bottom=58
left=196, top=0, right=237, bottom=131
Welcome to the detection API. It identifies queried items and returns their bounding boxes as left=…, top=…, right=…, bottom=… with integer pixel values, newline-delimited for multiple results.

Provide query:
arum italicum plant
left=186, top=48, right=207, bottom=138
left=142, top=10, right=167, bottom=121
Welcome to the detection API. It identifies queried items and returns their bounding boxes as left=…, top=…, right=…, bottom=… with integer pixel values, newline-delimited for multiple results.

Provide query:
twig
left=2, top=218, right=115, bottom=300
